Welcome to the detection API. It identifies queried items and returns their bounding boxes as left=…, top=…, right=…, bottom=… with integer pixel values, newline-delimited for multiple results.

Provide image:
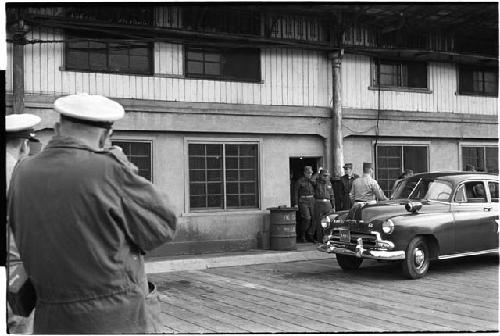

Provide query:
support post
left=10, top=13, right=29, bottom=114
left=329, top=50, right=344, bottom=176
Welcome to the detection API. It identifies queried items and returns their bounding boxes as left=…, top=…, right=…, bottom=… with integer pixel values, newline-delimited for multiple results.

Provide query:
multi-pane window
left=458, top=66, right=498, bottom=96
left=111, top=141, right=152, bottom=181
left=65, top=32, right=153, bottom=75
left=372, top=59, right=428, bottom=89
left=462, top=146, right=498, bottom=173
left=188, top=143, right=259, bottom=211
left=185, top=46, right=260, bottom=82
left=376, top=145, right=428, bottom=196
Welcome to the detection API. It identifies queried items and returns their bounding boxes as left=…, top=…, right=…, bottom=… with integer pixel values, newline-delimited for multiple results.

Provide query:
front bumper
left=317, top=240, right=405, bottom=260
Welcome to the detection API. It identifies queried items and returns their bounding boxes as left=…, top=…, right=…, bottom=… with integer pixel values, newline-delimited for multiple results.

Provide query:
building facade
left=5, top=4, right=498, bottom=256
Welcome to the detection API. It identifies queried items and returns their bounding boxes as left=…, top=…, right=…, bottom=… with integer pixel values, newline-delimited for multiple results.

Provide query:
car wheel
left=336, top=254, right=363, bottom=270
left=402, top=236, right=430, bottom=279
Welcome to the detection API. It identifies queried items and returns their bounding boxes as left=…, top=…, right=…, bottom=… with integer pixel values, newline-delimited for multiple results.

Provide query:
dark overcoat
left=8, top=136, right=177, bottom=334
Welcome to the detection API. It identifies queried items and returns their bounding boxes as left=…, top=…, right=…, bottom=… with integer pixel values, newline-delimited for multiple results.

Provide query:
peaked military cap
left=6, top=113, right=41, bottom=139
left=343, top=163, right=353, bottom=169
left=54, top=93, right=125, bottom=128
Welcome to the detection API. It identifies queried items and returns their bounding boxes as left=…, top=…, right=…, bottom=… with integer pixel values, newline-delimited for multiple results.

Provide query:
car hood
left=360, top=199, right=450, bottom=223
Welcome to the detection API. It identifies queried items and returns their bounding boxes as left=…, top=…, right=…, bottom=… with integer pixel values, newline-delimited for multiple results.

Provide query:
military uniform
left=309, top=172, right=335, bottom=243
left=8, top=94, right=178, bottom=334
left=340, top=173, right=359, bottom=210
left=293, top=172, right=315, bottom=242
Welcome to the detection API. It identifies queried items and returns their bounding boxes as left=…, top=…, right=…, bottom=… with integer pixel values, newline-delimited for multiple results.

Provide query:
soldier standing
left=309, top=169, right=335, bottom=244
left=350, top=162, right=388, bottom=205
left=8, top=93, right=178, bottom=334
left=292, top=166, right=315, bottom=243
left=340, top=163, right=359, bottom=210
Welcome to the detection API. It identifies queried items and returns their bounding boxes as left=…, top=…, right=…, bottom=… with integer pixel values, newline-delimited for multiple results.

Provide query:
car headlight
left=320, top=215, right=331, bottom=229
left=382, top=219, right=395, bottom=234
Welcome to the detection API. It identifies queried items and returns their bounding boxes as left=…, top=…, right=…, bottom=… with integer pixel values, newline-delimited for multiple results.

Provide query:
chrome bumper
left=317, top=240, right=406, bottom=260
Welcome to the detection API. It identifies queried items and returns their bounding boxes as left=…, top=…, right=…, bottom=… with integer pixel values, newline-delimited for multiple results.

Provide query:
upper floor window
left=188, top=142, right=259, bottom=211
left=65, top=31, right=153, bottom=75
left=372, top=59, right=428, bottom=89
left=185, top=46, right=261, bottom=82
left=111, top=140, right=153, bottom=181
left=458, top=66, right=498, bottom=97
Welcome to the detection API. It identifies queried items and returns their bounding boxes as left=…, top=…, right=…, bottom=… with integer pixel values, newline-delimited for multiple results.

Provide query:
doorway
left=289, top=157, right=322, bottom=205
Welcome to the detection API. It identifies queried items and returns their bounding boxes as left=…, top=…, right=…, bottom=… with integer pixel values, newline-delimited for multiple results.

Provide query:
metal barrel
left=268, top=207, right=297, bottom=251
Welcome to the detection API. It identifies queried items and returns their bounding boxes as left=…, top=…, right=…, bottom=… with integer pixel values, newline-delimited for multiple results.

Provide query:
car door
left=486, top=180, right=499, bottom=250
left=451, top=181, right=494, bottom=253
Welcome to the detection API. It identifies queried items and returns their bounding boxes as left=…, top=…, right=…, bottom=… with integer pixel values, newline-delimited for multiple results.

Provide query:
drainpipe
left=328, top=49, right=344, bottom=176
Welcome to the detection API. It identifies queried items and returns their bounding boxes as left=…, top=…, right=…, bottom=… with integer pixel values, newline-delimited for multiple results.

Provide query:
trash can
left=267, top=206, right=297, bottom=251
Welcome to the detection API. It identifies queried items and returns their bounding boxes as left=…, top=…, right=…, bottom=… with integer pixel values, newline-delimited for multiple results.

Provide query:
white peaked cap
left=54, top=93, right=125, bottom=123
left=5, top=113, right=41, bottom=132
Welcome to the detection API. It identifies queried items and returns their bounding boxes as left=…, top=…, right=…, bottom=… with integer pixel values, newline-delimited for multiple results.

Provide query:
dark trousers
left=309, top=200, right=333, bottom=242
left=297, top=198, right=314, bottom=239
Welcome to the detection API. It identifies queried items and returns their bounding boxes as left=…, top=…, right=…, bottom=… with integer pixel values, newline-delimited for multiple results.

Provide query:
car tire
left=336, top=254, right=363, bottom=270
left=402, top=236, right=430, bottom=279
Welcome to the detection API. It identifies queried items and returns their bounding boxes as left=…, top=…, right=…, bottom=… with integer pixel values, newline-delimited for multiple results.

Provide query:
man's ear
left=20, top=139, right=29, bottom=157
left=54, top=122, right=61, bottom=136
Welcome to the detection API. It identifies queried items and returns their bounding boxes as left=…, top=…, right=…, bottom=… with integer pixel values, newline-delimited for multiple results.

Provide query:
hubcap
left=414, top=248, right=425, bottom=269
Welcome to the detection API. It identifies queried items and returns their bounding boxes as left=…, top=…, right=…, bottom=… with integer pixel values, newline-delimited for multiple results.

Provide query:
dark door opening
left=289, top=157, right=322, bottom=206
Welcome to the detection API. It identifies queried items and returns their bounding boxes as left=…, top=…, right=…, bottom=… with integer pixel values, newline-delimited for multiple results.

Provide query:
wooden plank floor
left=150, top=253, right=499, bottom=333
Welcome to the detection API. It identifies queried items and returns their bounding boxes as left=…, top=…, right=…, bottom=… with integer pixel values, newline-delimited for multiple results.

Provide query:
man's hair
left=6, top=137, right=26, bottom=149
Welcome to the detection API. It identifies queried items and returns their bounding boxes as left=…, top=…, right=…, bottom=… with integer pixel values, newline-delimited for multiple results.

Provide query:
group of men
left=6, top=93, right=178, bottom=334
left=292, top=162, right=388, bottom=243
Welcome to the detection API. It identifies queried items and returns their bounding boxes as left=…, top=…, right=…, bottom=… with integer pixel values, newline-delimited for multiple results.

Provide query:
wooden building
left=5, top=4, right=498, bottom=256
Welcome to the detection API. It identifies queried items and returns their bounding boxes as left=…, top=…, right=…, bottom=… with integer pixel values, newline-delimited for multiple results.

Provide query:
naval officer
left=8, top=93, right=178, bottom=334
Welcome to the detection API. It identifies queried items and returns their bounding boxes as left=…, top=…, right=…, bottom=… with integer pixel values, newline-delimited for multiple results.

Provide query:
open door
left=289, top=157, right=322, bottom=206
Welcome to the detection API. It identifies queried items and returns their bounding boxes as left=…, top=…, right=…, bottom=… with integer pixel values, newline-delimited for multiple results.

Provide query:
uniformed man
left=8, top=93, right=178, bottom=334
left=309, top=169, right=335, bottom=244
left=6, top=113, right=41, bottom=334
left=330, top=168, right=344, bottom=211
left=340, top=163, right=359, bottom=210
left=350, top=162, right=388, bottom=205
left=292, top=166, right=315, bottom=242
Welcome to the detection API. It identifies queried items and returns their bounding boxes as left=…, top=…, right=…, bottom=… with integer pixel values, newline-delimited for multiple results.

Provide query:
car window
left=457, top=181, right=488, bottom=203
left=424, top=180, right=453, bottom=201
left=488, top=181, right=499, bottom=203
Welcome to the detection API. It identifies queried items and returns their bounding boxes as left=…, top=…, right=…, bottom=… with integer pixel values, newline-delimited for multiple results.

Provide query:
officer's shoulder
left=95, top=148, right=129, bottom=167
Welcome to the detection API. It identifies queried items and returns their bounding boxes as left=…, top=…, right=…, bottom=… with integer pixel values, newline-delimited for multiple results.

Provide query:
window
left=188, top=143, right=259, bottom=211
left=376, top=145, right=428, bottom=196
left=65, top=31, right=153, bottom=75
left=462, top=146, right=498, bottom=173
left=458, top=66, right=498, bottom=96
left=111, top=141, right=152, bottom=181
left=488, top=182, right=499, bottom=203
left=372, top=59, right=427, bottom=89
left=455, top=181, right=488, bottom=203
left=185, top=46, right=260, bottom=82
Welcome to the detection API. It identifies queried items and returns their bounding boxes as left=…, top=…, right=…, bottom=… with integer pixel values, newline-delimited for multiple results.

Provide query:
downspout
left=329, top=49, right=344, bottom=176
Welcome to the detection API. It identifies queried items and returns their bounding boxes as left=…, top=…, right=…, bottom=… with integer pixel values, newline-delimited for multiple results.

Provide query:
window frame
left=370, top=58, right=429, bottom=92
left=457, top=65, right=498, bottom=97
left=184, top=45, right=262, bottom=83
left=111, top=139, right=154, bottom=182
left=459, top=142, right=499, bottom=173
left=374, top=141, right=430, bottom=196
left=184, top=137, right=263, bottom=214
left=64, top=32, right=154, bottom=75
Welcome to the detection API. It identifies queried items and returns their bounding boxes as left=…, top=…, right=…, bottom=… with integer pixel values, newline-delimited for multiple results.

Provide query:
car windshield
left=392, top=178, right=453, bottom=201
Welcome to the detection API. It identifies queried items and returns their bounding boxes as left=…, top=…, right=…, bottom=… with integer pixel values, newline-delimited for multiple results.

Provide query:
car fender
left=386, top=212, right=455, bottom=254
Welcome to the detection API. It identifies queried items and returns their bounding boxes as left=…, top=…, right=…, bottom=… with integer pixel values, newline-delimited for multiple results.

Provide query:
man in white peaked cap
left=6, top=113, right=41, bottom=334
left=8, top=93, right=177, bottom=334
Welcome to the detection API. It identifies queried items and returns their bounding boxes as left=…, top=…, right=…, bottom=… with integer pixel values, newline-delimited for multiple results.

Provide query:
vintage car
left=317, top=171, right=499, bottom=279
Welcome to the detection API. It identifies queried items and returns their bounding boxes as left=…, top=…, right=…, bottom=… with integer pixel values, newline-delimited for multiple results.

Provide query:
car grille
left=328, top=229, right=378, bottom=247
